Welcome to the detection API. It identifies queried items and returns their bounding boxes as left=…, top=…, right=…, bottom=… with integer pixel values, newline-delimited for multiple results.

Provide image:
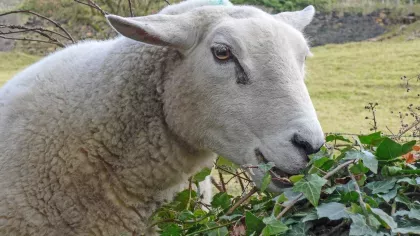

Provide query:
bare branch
left=0, top=35, right=63, bottom=47
left=73, top=0, right=108, bottom=15
left=226, top=187, right=258, bottom=215
left=164, top=0, right=171, bottom=5
left=0, top=10, right=74, bottom=43
left=128, top=0, right=134, bottom=17
left=1, top=24, right=72, bottom=40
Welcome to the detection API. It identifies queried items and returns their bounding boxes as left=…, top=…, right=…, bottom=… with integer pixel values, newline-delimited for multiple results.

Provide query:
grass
left=1, top=39, right=419, bottom=135
left=306, top=39, right=420, bottom=134
left=0, top=52, right=39, bottom=85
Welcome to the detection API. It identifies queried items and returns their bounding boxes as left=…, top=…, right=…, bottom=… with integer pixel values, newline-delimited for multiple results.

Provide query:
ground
left=1, top=39, right=419, bottom=135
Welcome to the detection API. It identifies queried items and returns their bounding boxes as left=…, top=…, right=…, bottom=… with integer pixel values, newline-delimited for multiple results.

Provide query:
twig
left=226, top=187, right=258, bottom=215
left=164, top=0, right=171, bottom=5
left=185, top=222, right=234, bottom=236
left=321, top=220, right=349, bottom=236
left=0, top=10, right=74, bottom=43
left=276, top=192, right=303, bottom=219
left=276, top=159, right=358, bottom=219
left=73, top=0, right=108, bottom=15
left=1, top=24, right=72, bottom=40
left=0, top=35, right=63, bottom=47
left=127, top=0, right=134, bottom=17
left=210, top=176, right=224, bottom=192
left=348, top=165, right=371, bottom=226
left=237, top=170, right=245, bottom=192
left=396, top=119, right=420, bottom=139
left=216, top=166, right=252, bottom=182
left=218, top=170, right=226, bottom=192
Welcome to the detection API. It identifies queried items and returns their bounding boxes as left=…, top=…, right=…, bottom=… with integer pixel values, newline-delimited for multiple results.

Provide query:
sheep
left=0, top=0, right=325, bottom=235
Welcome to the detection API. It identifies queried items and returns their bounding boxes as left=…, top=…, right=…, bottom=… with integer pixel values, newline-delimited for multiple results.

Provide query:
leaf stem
left=226, top=187, right=258, bottom=215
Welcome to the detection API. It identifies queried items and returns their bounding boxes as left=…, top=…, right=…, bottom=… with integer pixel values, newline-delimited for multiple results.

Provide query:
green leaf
left=395, top=194, right=412, bottom=207
left=350, top=161, right=370, bottom=175
left=358, top=132, right=383, bottom=146
left=289, top=175, right=304, bottom=183
left=206, top=222, right=229, bottom=236
left=192, top=167, right=211, bottom=183
left=261, top=216, right=289, bottom=235
left=366, top=179, right=396, bottom=194
left=258, top=162, right=275, bottom=172
left=371, top=208, right=397, bottom=230
left=376, top=138, right=403, bottom=160
left=285, top=222, right=306, bottom=236
left=245, top=211, right=265, bottom=236
left=397, top=177, right=417, bottom=185
left=211, top=192, right=231, bottom=209
left=173, top=189, right=197, bottom=210
left=393, top=227, right=420, bottom=234
left=326, top=134, right=351, bottom=143
left=261, top=172, right=271, bottom=192
left=345, top=150, right=378, bottom=174
left=317, top=202, right=349, bottom=220
left=293, top=174, right=327, bottom=206
left=349, top=214, right=378, bottom=236
left=341, top=191, right=359, bottom=203
left=402, top=140, right=417, bottom=154
left=273, top=194, right=287, bottom=216
left=302, top=211, right=318, bottom=222
left=178, top=210, right=194, bottom=221
left=408, top=207, right=420, bottom=221
left=377, top=187, right=397, bottom=202
left=161, top=224, right=183, bottom=236
left=216, top=156, right=238, bottom=169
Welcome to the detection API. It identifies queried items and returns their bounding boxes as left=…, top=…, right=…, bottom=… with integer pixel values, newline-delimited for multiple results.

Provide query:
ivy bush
left=151, top=133, right=419, bottom=235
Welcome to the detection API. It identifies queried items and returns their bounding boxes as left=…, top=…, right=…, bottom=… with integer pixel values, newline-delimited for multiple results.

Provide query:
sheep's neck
left=75, top=39, right=215, bottom=227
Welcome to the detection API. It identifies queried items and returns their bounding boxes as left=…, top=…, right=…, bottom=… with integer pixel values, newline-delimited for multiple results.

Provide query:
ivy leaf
left=261, top=172, right=271, bottom=192
left=408, top=207, right=420, bottom=221
left=211, top=192, right=231, bottom=210
left=326, top=134, right=351, bottom=143
left=258, top=162, right=275, bottom=172
left=393, top=227, right=420, bottom=234
left=345, top=150, right=378, bottom=173
left=371, top=208, right=397, bottom=230
left=191, top=167, right=211, bottom=183
left=216, top=156, right=238, bottom=171
left=178, top=210, right=194, bottom=221
left=317, top=202, right=349, bottom=220
left=206, top=222, right=229, bottom=236
left=173, top=189, right=197, bottom=210
left=302, top=211, right=318, bottom=222
left=219, top=214, right=243, bottom=221
left=402, top=140, right=417, bottom=154
left=285, top=222, right=307, bottom=236
left=161, top=224, right=183, bottom=236
left=376, top=138, right=409, bottom=160
left=377, top=187, right=397, bottom=203
left=273, top=194, right=287, bottom=216
left=366, top=179, right=396, bottom=194
left=358, top=132, right=383, bottom=146
left=349, top=214, right=378, bottom=236
left=289, top=175, right=304, bottom=183
left=245, top=211, right=265, bottom=236
left=397, top=177, right=417, bottom=185
left=261, top=216, right=289, bottom=236
left=293, top=174, right=327, bottom=206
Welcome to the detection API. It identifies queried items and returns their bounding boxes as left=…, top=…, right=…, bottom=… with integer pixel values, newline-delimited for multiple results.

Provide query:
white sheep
left=0, top=0, right=324, bottom=235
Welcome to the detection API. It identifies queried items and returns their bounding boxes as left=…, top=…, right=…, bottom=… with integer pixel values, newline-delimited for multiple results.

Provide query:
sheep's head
left=107, top=3, right=324, bottom=192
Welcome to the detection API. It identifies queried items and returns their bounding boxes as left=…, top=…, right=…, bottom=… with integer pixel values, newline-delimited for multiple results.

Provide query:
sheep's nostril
left=292, top=133, right=323, bottom=156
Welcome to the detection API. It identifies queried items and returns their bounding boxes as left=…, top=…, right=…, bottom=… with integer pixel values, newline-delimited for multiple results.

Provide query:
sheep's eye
left=212, top=45, right=231, bottom=61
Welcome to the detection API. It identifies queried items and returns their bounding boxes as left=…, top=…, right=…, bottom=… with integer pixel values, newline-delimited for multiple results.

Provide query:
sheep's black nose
left=292, top=133, right=324, bottom=156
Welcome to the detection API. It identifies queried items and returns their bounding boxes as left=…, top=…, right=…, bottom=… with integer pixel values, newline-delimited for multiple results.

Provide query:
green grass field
left=1, top=39, right=419, bottom=135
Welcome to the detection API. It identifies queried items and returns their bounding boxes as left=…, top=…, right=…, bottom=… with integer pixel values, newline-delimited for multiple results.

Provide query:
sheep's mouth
left=255, top=149, right=293, bottom=187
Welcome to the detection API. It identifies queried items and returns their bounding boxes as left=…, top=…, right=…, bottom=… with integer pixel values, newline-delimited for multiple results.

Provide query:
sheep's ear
left=106, top=14, right=195, bottom=49
left=274, top=5, right=315, bottom=31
